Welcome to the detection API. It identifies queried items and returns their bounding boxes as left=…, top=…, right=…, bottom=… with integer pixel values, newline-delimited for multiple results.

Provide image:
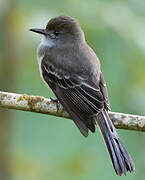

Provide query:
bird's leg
left=50, top=97, right=61, bottom=111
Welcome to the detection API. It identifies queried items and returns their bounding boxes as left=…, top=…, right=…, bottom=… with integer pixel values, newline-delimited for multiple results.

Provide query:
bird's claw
left=50, top=97, right=61, bottom=111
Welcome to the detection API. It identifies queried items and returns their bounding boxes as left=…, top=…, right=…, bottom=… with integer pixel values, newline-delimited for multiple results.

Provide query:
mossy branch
left=0, top=91, right=145, bottom=132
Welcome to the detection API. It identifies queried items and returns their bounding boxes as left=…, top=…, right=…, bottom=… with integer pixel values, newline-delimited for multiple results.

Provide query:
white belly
left=37, top=53, right=44, bottom=79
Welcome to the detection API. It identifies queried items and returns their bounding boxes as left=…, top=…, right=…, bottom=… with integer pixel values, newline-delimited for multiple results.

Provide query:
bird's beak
left=29, top=28, right=46, bottom=35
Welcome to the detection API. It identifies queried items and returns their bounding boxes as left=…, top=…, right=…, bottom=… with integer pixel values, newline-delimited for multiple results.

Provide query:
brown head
left=30, top=16, right=85, bottom=45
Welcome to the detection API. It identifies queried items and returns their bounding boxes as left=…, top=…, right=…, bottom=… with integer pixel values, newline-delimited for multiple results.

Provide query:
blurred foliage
left=1, top=0, right=145, bottom=180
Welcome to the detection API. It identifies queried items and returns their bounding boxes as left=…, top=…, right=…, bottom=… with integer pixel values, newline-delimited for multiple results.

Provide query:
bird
left=30, top=15, right=135, bottom=175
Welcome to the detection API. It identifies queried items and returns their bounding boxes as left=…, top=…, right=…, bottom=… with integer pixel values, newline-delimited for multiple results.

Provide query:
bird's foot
left=50, top=97, right=61, bottom=111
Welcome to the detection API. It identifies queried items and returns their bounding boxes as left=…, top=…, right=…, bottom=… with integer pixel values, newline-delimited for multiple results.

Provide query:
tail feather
left=96, top=110, right=135, bottom=176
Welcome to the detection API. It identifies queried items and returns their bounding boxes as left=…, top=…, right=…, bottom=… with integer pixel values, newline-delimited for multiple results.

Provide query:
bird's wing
left=41, top=60, right=105, bottom=137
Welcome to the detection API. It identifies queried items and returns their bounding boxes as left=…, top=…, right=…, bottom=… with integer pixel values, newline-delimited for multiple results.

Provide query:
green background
left=1, top=0, right=145, bottom=179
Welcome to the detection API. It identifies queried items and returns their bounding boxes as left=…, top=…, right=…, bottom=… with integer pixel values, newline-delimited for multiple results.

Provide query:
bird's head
left=30, top=16, right=85, bottom=46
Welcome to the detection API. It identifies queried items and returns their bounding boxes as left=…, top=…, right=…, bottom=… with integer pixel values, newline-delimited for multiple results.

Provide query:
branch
left=0, top=91, right=145, bottom=132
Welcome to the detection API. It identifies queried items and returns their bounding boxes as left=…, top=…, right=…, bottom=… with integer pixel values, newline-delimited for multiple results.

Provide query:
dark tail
left=96, top=109, right=135, bottom=176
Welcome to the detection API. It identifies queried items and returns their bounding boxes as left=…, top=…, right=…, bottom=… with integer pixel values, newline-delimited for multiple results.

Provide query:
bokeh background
left=1, top=0, right=145, bottom=179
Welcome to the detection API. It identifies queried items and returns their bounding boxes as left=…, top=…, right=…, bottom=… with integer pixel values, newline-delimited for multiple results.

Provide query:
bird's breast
left=37, top=53, right=45, bottom=79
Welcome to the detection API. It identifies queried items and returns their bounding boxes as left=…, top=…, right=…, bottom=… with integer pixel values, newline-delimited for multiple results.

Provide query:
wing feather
left=41, top=61, right=105, bottom=136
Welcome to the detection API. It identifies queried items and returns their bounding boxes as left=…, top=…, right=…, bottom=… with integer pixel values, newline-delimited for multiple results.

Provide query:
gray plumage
left=30, top=15, right=135, bottom=175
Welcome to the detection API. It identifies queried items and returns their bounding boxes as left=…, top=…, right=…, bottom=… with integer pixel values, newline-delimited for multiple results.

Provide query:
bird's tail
left=96, top=109, right=135, bottom=176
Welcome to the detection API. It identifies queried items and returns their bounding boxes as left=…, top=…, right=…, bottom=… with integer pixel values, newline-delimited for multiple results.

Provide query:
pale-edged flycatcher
left=30, top=16, right=135, bottom=175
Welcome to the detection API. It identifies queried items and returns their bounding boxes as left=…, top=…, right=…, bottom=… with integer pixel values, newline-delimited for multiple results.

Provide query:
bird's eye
left=54, top=31, right=60, bottom=36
